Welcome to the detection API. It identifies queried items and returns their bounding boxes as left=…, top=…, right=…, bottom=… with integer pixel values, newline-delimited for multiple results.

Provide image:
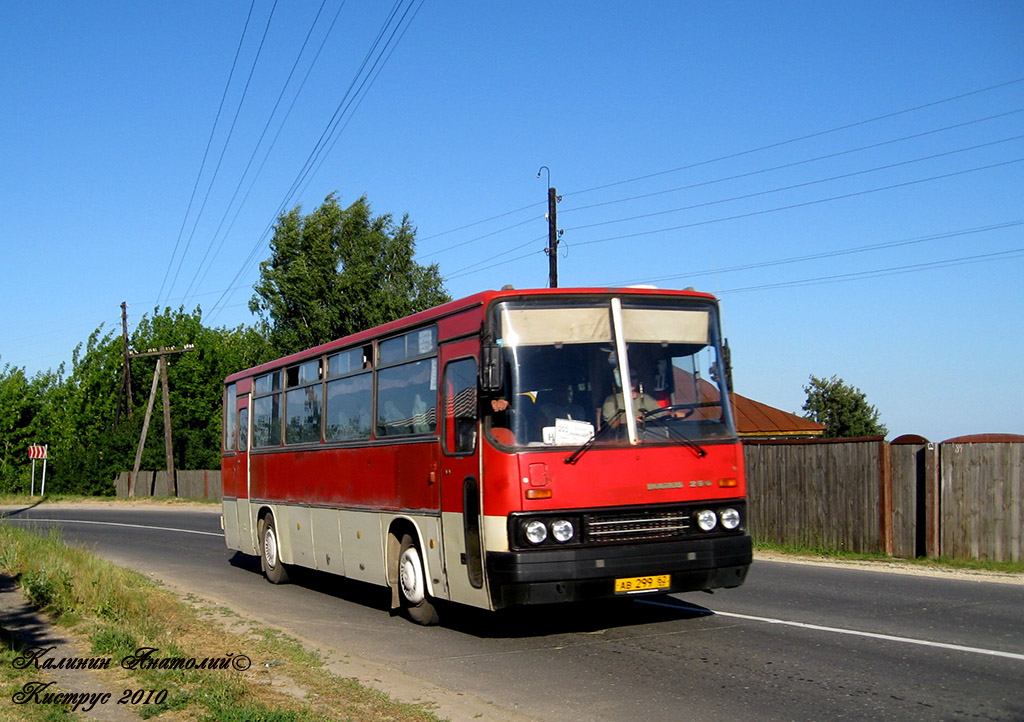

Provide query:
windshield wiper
left=642, top=407, right=708, bottom=458
left=564, top=411, right=622, bottom=465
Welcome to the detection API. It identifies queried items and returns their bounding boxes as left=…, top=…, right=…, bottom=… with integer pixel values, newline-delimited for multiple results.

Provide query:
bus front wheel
left=398, top=534, right=439, bottom=625
left=260, top=514, right=289, bottom=584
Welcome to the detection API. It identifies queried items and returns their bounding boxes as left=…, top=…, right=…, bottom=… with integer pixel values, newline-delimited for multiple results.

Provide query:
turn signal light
left=525, top=489, right=553, bottom=500
left=718, top=478, right=739, bottom=488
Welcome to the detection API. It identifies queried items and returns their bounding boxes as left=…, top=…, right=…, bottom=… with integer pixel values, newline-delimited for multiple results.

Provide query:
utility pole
left=537, top=166, right=562, bottom=288
left=128, top=344, right=195, bottom=497
left=115, top=302, right=132, bottom=426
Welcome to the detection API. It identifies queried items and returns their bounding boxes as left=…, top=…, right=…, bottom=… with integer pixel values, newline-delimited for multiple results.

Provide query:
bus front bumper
left=486, top=534, right=751, bottom=608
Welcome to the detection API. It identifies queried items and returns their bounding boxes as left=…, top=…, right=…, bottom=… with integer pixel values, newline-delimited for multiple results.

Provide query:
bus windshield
left=486, top=296, right=736, bottom=449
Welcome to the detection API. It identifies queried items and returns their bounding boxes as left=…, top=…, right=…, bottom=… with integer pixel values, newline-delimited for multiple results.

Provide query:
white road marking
left=639, top=599, right=1024, bottom=662
left=3, top=517, right=222, bottom=537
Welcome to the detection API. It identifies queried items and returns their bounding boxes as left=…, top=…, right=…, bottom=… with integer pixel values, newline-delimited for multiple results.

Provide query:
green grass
left=0, top=523, right=446, bottom=722
left=1, top=629, right=76, bottom=722
left=753, top=539, right=1024, bottom=575
left=0, top=493, right=219, bottom=506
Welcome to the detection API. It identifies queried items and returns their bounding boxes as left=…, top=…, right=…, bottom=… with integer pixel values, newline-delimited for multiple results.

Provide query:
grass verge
left=0, top=523, right=445, bottom=722
left=753, top=539, right=1024, bottom=575
left=0, top=494, right=218, bottom=506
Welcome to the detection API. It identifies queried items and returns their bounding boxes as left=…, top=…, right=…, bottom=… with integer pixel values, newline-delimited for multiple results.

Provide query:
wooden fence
left=744, top=436, right=1023, bottom=562
left=116, top=436, right=1021, bottom=562
left=114, top=470, right=221, bottom=501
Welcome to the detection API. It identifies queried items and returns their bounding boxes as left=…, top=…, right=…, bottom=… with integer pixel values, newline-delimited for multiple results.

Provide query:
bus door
left=439, top=340, right=489, bottom=608
left=233, top=394, right=253, bottom=554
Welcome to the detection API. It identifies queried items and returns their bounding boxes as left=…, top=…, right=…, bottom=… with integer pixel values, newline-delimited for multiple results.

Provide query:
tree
left=250, top=194, right=450, bottom=355
left=0, top=362, right=39, bottom=492
left=801, top=375, right=888, bottom=438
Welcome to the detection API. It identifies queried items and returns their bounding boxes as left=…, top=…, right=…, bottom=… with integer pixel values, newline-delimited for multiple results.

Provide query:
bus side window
left=238, top=408, right=248, bottom=452
left=443, top=358, right=478, bottom=454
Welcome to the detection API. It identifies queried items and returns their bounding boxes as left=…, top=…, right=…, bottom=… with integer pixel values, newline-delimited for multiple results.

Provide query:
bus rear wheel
left=398, top=534, right=439, bottom=625
left=260, top=513, right=289, bottom=584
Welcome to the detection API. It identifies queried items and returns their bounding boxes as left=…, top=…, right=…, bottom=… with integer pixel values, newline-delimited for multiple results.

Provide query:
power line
left=560, top=108, right=1024, bottom=217
left=566, top=157, right=1024, bottom=251
left=179, top=0, right=341, bottom=306
left=420, top=214, right=545, bottom=260
left=562, top=135, right=1024, bottom=233
left=417, top=77, right=1024, bottom=255
left=563, top=77, right=1024, bottom=199
left=604, top=221, right=1024, bottom=287
left=165, top=0, right=280, bottom=305
left=720, top=247, right=1024, bottom=294
left=418, top=199, right=545, bottom=243
left=207, top=0, right=423, bottom=322
left=157, top=0, right=258, bottom=307
left=441, top=158, right=1024, bottom=283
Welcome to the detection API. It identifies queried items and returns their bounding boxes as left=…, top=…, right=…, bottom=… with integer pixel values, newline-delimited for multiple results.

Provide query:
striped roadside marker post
left=28, top=444, right=47, bottom=496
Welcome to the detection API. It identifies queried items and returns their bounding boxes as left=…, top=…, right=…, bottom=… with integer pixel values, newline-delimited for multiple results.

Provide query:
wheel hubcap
left=399, top=548, right=425, bottom=604
left=264, top=527, right=278, bottom=568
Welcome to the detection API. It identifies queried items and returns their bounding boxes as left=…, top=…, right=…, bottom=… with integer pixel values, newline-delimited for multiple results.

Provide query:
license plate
left=614, top=574, right=671, bottom=594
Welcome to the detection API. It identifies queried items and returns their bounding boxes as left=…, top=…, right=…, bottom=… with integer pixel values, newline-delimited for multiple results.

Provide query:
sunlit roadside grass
left=1, top=628, right=75, bottom=722
left=0, top=524, right=445, bottom=722
left=0, top=494, right=218, bottom=506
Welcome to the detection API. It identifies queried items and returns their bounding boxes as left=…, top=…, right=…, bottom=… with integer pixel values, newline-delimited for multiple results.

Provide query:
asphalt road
left=2, top=503, right=1022, bottom=722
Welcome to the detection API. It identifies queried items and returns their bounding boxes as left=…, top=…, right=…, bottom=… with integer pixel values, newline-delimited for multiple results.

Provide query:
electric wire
left=184, top=1, right=350, bottom=311
left=562, top=77, right=1024, bottom=199
left=562, top=134, right=1024, bottom=233
left=303, top=0, right=427, bottom=197
left=720, top=247, right=1024, bottom=294
left=604, top=220, right=1024, bottom=287
left=207, top=0, right=422, bottom=321
left=441, top=157, right=1024, bottom=281
left=164, top=0, right=280, bottom=306
left=560, top=108, right=1024, bottom=217
left=564, top=157, right=1024, bottom=250
left=179, top=0, right=340, bottom=306
left=156, top=0, right=257, bottom=307
left=419, top=78, right=1024, bottom=255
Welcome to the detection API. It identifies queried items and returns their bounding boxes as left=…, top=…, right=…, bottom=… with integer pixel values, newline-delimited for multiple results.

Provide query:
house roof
left=731, top=392, right=825, bottom=438
left=667, top=366, right=824, bottom=438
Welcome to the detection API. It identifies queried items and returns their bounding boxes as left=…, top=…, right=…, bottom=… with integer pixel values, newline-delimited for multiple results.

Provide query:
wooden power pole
left=128, top=344, right=195, bottom=497
left=115, top=302, right=133, bottom=426
left=537, top=166, right=562, bottom=288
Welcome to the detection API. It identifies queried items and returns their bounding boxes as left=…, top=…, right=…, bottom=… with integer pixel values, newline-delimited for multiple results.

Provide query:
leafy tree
left=0, top=307, right=276, bottom=497
left=250, top=193, right=450, bottom=355
left=0, top=362, right=40, bottom=492
left=44, top=326, right=125, bottom=494
left=801, top=375, right=888, bottom=438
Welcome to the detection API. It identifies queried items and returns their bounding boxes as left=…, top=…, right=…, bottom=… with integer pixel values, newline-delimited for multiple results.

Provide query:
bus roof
left=225, top=286, right=719, bottom=384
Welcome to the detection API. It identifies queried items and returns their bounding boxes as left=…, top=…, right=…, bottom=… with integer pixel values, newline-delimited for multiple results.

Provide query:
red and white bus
left=221, top=287, right=751, bottom=623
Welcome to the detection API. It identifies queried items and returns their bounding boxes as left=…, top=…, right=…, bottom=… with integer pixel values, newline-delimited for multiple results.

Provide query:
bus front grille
left=584, top=508, right=691, bottom=543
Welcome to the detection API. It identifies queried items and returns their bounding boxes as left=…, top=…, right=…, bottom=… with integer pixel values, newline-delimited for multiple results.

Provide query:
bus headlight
left=524, top=520, right=548, bottom=545
left=719, top=508, right=741, bottom=530
left=551, top=519, right=574, bottom=543
left=695, top=509, right=717, bottom=532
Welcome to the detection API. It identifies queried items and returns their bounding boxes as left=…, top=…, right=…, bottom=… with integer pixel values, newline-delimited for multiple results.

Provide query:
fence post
left=924, top=442, right=940, bottom=558
left=879, top=439, right=893, bottom=555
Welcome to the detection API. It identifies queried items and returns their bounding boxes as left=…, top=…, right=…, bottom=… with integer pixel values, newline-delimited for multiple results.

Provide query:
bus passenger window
left=326, top=372, right=372, bottom=441
left=377, top=358, right=437, bottom=436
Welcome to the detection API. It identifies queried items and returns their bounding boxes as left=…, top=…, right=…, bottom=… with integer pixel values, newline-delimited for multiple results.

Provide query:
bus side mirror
left=481, top=343, right=504, bottom=393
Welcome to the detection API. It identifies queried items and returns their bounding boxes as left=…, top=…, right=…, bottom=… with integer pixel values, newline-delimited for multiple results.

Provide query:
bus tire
left=261, top=513, right=289, bottom=584
left=398, top=533, right=439, bottom=625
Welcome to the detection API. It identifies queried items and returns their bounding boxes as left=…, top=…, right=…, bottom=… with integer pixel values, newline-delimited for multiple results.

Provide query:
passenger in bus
left=537, top=385, right=587, bottom=426
left=601, top=380, right=660, bottom=427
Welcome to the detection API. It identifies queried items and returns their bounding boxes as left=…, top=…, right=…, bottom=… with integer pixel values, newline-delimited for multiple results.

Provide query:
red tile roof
left=731, top=392, right=825, bottom=438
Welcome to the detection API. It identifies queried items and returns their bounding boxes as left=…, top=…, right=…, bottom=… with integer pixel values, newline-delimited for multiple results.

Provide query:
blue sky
left=1, top=1, right=1021, bottom=441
